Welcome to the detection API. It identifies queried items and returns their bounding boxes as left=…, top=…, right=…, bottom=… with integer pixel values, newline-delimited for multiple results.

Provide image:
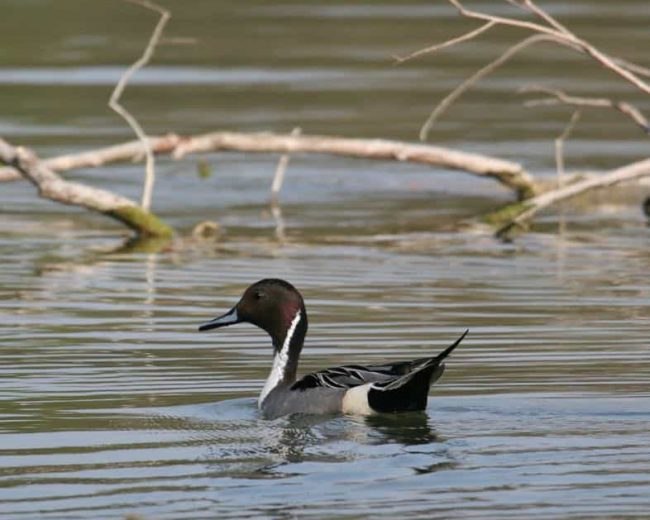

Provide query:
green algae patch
left=115, top=234, right=174, bottom=253
left=516, top=184, right=538, bottom=201
left=482, top=201, right=532, bottom=228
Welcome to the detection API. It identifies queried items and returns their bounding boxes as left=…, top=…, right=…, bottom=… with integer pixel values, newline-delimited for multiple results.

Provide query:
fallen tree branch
left=171, top=132, right=537, bottom=198
left=0, top=134, right=182, bottom=182
left=109, top=0, right=170, bottom=211
left=0, top=131, right=538, bottom=199
left=487, top=157, right=650, bottom=237
left=0, top=138, right=173, bottom=238
left=521, top=85, right=650, bottom=134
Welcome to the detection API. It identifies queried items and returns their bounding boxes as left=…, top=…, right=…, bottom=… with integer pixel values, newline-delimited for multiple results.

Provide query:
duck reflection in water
left=249, top=411, right=450, bottom=478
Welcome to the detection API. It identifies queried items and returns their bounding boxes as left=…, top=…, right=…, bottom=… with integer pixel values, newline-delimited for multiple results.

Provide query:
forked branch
left=449, top=0, right=650, bottom=95
left=419, top=33, right=557, bottom=140
left=520, top=85, right=650, bottom=134
left=405, top=0, right=650, bottom=140
left=109, top=0, right=170, bottom=211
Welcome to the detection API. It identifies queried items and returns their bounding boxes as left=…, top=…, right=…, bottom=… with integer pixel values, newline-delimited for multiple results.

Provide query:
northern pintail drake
left=199, top=279, right=467, bottom=419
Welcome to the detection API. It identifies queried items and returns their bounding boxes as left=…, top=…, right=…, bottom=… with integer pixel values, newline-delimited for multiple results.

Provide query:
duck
left=198, top=279, right=467, bottom=419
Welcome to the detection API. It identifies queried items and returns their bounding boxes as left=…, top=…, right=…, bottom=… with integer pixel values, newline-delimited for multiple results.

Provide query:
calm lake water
left=1, top=1, right=649, bottom=519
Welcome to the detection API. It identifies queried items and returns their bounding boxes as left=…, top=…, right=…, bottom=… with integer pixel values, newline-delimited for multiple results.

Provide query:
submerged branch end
left=488, top=157, right=650, bottom=237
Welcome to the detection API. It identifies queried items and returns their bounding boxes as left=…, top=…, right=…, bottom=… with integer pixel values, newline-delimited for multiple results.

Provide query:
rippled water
left=1, top=1, right=650, bottom=518
left=1, top=226, right=649, bottom=518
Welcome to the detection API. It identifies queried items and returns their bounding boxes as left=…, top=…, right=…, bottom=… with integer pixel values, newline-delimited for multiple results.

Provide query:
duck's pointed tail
left=367, top=329, right=468, bottom=413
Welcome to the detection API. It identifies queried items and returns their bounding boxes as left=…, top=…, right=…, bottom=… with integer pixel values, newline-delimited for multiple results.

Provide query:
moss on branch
left=108, top=205, right=174, bottom=238
left=482, top=201, right=532, bottom=227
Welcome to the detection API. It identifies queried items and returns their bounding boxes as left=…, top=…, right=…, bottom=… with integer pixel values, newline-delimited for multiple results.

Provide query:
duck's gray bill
left=198, top=308, right=240, bottom=331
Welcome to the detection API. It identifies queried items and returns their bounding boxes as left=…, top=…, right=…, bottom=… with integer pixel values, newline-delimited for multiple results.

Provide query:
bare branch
left=516, top=0, right=572, bottom=34
left=395, top=1, right=650, bottom=142
left=109, top=0, right=170, bottom=211
left=0, top=138, right=172, bottom=237
left=269, top=127, right=301, bottom=243
left=173, top=132, right=536, bottom=198
left=270, top=204, right=286, bottom=244
left=495, top=157, right=650, bottom=237
left=448, top=0, right=650, bottom=95
left=569, top=40, right=650, bottom=96
left=415, top=0, right=650, bottom=139
left=271, top=127, right=302, bottom=205
left=0, top=131, right=537, bottom=198
left=394, top=21, right=497, bottom=64
left=448, top=0, right=569, bottom=41
left=0, top=134, right=182, bottom=182
left=555, top=110, right=581, bottom=186
left=420, top=33, right=558, bottom=140
left=521, top=85, right=650, bottom=134
left=613, top=57, right=650, bottom=79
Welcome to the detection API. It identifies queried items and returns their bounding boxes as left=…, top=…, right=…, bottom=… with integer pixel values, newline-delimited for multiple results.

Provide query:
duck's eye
left=253, top=290, right=264, bottom=300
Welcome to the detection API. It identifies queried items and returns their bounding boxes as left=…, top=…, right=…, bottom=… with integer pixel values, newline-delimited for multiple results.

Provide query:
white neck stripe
left=281, top=309, right=302, bottom=353
left=258, top=310, right=302, bottom=407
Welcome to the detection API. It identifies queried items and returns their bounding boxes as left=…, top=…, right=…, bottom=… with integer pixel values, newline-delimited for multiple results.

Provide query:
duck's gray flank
left=198, top=278, right=468, bottom=419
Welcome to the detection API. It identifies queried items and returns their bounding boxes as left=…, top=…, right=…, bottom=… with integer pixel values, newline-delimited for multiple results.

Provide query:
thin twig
left=109, top=0, right=170, bottom=211
left=448, top=0, right=571, bottom=41
left=447, top=0, right=650, bottom=95
left=394, top=21, right=497, bottom=64
left=555, top=109, right=581, bottom=186
left=420, top=33, right=557, bottom=140
left=521, top=85, right=650, bottom=134
left=413, top=0, right=650, bottom=140
left=612, top=57, right=650, bottom=79
left=270, top=127, right=301, bottom=243
left=270, top=204, right=286, bottom=243
left=271, top=127, right=302, bottom=205
left=513, top=0, right=571, bottom=34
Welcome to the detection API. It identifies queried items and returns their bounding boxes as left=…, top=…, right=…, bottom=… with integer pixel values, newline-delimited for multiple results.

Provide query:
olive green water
left=1, top=1, right=649, bottom=519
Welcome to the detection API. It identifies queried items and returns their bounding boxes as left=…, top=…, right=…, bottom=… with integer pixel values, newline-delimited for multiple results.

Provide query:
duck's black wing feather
left=367, top=329, right=468, bottom=412
left=292, top=329, right=468, bottom=392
